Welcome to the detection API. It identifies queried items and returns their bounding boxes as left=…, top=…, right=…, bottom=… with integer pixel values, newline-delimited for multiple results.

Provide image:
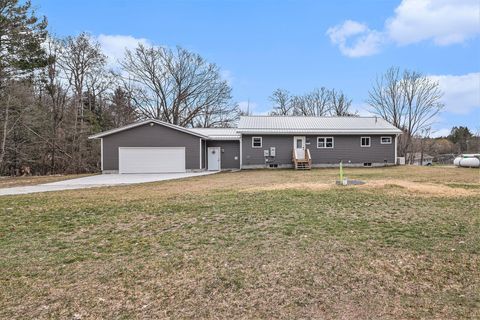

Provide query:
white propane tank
left=453, top=157, right=462, bottom=166
left=459, top=157, right=480, bottom=168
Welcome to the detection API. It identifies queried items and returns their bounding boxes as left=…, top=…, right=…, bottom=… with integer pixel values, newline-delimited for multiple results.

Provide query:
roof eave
left=236, top=130, right=403, bottom=135
left=207, top=136, right=241, bottom=141
left=88, top=119, right=209, bottom=139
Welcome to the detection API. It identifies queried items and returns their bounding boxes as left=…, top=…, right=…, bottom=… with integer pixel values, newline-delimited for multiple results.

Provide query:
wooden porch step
left=292, top=149, right=312, bottom=170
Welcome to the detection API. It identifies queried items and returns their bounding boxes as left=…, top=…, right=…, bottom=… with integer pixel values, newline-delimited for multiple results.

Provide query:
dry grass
left=0, top=174, right=93, bottom=188
left=0, top=166, right=479, bottom=319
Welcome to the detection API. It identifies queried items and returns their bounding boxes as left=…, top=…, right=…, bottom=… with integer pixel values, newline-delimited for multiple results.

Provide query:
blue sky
left=37, top=0, right=480, bottom=136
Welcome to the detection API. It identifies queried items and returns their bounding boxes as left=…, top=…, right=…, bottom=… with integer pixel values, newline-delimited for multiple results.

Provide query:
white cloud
left=327, top=0, right=480, bottom=57
left=429, top=72, right=480, bottom=114
left=326, top=20, right=384, bottom=57
left=387, top=0, right=480, bottom=46
left=96, top=34, right=150, bottom=68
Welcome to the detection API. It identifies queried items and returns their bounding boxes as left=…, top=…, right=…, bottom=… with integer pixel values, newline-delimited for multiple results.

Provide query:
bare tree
left=269, top=87, right=354, bottom=117
left=290, top=95, right=307, bottom=116
left=120, top=44, right=234, bottom=127
left=269, top=89, right=292, bottom=115
left=367, top=67, right=405, bottom=128
left=58, top=33, right=107, bottom=171
left=368, top=67, right=444, bottom=157
left=40, top=37, right=71, bottom=173
left=303, top=87, right=331, bottom=116
left=401, top=70, right=443, bottom=155
left=329, top=89, right=354, bottom=116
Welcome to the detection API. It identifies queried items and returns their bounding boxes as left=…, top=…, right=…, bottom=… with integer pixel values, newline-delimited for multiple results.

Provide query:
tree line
left=0, top=0, right=240, bottom=175
left=267, top=87, right=355, bottom=117
left=409, top=126, right=480, bottom=165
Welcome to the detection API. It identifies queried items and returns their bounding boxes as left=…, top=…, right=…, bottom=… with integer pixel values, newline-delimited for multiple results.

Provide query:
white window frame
left=380, top=136, right=392, bottom=144
left=317, top=137, right=334, bottom=149
left=360, top=136, right=371, bottom=148
left=252, top=136, right=262, bottom=148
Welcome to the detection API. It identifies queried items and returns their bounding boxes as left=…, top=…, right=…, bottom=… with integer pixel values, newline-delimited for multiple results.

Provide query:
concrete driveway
left=0, top=171, right=217, bottom=196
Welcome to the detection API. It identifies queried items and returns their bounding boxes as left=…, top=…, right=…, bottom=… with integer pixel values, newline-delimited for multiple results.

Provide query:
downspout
left=239, top=135, right=243, bottom=170
left=199, top=138, right=202, bottom=170
left=100, top=138, right=104, bottom=172
left=394, top=134, right=399, bottom=165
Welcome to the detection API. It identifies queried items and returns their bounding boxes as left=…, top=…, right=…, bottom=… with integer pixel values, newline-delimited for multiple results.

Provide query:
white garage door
left=119, top=147, right=186, bottom=173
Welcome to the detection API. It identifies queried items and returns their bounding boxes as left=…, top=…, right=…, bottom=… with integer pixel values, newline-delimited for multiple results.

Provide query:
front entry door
left=208, top=147, right=221, bottom=171
left=293, top=136, right=306, bottom=159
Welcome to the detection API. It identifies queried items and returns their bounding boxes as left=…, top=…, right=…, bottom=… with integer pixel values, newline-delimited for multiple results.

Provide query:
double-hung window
left=252, top=137, right=262, bottom=148
left=317, top=137, right=334, bottom=149
left=361, top=136, right=371, bottom=147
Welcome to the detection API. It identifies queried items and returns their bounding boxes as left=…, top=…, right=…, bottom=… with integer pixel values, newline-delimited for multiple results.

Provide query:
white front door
left=293, top=136, right=306, bottom=159
left=118, top=147, right=186, bottom=174
left=208, top=147, right=221, bottom=171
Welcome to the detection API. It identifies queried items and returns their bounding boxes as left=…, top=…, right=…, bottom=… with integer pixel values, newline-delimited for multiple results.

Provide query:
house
left=89, top=116, right=402, bottom=173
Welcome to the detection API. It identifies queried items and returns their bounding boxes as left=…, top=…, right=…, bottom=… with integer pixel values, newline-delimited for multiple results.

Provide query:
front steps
left=292, top=149, right=312, bottom=170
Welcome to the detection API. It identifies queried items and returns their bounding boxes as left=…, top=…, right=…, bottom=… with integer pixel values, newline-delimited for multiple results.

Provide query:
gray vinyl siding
left=242, top=134, right=395, bottom=166
left=102, top=122, right=201, bottom=171
left=206, top=140, right=240, bottom=169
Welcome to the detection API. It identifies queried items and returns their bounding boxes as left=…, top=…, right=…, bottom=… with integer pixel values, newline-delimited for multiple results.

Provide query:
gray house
left=89, top=116, right=402, bottom=173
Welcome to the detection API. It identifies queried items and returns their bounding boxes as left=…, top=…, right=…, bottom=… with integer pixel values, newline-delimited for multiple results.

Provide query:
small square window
left=252, top=137, right=262, bottom=148
left=361, top=136, right=371, bottom=147
left=381, top=136, right=392, bottom=144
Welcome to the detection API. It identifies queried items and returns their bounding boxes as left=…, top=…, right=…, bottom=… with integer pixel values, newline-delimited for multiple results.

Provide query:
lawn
left=0, top=166, right=479, bottom=319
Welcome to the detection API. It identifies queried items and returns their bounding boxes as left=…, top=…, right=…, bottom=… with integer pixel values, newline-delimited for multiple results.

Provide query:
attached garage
left=118, top=147, right=186, bottom=173
left=90, top=120, right=209, bottom=174
left=90, top=120, right=242, bottom=174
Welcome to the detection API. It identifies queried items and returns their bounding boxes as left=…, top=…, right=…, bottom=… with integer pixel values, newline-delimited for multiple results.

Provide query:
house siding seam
left=206, top=140, right=240, bottom=169
left=241, top=134, right=395, bottom=167
left=102, top=123, right=200, bottom=171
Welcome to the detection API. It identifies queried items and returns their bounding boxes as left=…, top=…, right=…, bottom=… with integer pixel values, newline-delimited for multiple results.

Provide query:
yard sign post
left=339, top=161, right=344, bottom=183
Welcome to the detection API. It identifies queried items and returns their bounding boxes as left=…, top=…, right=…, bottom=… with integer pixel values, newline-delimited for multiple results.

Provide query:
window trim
left=317, top=137, right=334, bottom=149
left=252, top=136, right=262, bottom=148
left=360, top=136, right=371, bottom=148
left=380, top=136, right=392, bottom=144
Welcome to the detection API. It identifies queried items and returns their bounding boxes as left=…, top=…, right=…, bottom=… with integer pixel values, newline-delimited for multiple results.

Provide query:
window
left=361, top=136, right=371, bottom=147
left=381, top=136, right=392, bottom=144
left=296, top=138, right=303, bottom=149
left=252, top=137, right=262, bottom=148
left=317, top=137, right=334, bottom=149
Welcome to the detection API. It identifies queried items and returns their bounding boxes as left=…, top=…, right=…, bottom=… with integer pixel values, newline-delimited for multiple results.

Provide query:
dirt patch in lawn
left=240, top=178, right=479, bottom=198
left=363, top=179, right=478, bottom=197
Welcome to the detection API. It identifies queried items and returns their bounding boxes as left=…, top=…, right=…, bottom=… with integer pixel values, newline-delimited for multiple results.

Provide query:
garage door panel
left=119, top=147, right=185, bottom=173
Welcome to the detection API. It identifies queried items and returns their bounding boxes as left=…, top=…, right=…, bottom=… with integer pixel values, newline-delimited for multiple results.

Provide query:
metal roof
left=237, top=116, right=402, bottom=134
left=189, top=128, right=240, bottom=140
left=89, top=116, right=402, bottom=140
left=88, top=119, right=210, bottom=139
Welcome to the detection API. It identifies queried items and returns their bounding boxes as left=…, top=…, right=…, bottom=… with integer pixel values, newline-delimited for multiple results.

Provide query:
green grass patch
left=0, top=167, right=479, bottom=319
left=446, top=183, right=480, bottom=190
